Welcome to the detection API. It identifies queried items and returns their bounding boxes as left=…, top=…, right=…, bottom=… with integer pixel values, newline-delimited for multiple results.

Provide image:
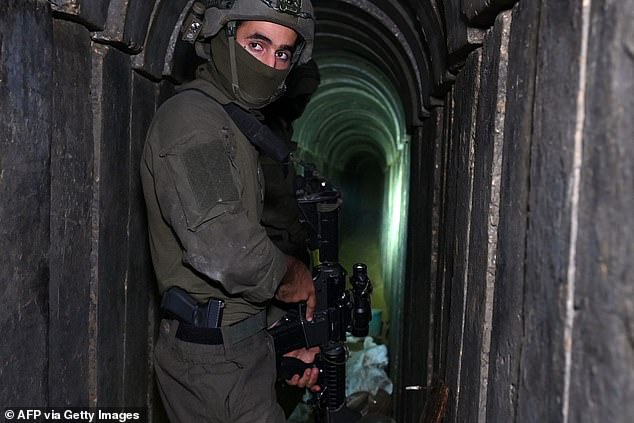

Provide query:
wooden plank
left=49, top=18, right=94, bottom=407
left=91, top=44, right=132, bottom=407
left=123, top=0, right=157, bottom=51
left=92, top=0, right=156, bottom=53
left=133, top=0, right=189, bottom=80
left=433, top=88, right=456, bottom=378
left=442, top=0, right=485, bottom=70
left=421, top=377, right=450, bottom=423
left=399, top=122, right=437, bottom=423
left=568, top=0, right=634, bottom=421
left=517, top=1, right=584, bottom=421
left=423, top=108, right=446, bottom=422
left=428, top=106, right=444, bottom=385
left=462, top=0, right=517, bottom=27
left=0, top=0, right=52, bottom=407
left=457, top=11, right=510, bottom=423
left=122, top=72, right=157, bottom=407
left=443, top=48, right=481, bottom=423
left=50, top=0, right=110, bottom=31
left=485, top=2, right=539, bottom=422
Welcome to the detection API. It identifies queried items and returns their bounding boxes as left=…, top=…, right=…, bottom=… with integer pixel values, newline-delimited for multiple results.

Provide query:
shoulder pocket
left=159, top=132, right=242, bottom=230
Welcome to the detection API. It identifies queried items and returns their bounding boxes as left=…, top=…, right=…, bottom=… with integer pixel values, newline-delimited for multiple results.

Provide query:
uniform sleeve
left=146, top=117, right=287, bottom=304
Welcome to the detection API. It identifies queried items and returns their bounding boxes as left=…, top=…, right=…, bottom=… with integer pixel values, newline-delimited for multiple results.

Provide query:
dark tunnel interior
left=1, top=0, right=632, bottom=422
left=289, top=0, right=425, bottom=334
left=292, top=46, right=411, bottom=329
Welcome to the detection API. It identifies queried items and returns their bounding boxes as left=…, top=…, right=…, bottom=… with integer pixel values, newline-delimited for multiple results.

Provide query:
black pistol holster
left=160, top=286, right=224, bottom=328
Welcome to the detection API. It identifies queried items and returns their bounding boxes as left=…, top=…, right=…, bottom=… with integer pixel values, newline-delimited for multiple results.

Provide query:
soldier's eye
left=276, top=50, right=291, bottom=61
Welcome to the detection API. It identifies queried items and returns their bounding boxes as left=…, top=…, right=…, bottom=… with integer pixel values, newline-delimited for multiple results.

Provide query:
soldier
left=140, top=1, right=318, bottom=421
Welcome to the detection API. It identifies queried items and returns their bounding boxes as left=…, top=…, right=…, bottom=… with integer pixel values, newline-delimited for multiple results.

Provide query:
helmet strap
left=225, top=22, right=241, bottom=96
left=291, top=40, right=305, bottom=65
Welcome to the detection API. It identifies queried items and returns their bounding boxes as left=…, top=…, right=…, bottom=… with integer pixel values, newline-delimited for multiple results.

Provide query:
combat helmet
left=197, top=0, right=315, bottom=66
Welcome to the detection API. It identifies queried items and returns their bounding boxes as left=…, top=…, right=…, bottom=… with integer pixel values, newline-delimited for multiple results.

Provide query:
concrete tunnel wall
left=1, top=0, right=632, bottom=422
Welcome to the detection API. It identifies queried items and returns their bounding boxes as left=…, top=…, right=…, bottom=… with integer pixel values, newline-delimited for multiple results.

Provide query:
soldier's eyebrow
left=245, top=32, right=295, bottom=51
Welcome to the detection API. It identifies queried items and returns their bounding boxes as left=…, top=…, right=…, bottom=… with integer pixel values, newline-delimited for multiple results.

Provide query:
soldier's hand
left=283, top=346, right=321, bottom=392
left=276, top=255, right=316, bottom=320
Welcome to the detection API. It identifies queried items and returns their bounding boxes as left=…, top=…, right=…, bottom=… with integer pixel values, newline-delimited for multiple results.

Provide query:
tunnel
left=1, top=0, right=632, bottom=422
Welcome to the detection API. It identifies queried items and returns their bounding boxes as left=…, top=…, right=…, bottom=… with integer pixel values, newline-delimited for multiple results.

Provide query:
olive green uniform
left=141, top=76, right=287, bottom=321
left=141, top=74, right=287, bottom=422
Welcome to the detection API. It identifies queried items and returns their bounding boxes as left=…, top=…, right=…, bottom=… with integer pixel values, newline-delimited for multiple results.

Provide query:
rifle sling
left=181, top=87, right=291, bottom=163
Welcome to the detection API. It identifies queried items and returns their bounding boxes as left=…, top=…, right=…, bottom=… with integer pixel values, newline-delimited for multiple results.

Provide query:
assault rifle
left=269, top=162, right=373, bottom=422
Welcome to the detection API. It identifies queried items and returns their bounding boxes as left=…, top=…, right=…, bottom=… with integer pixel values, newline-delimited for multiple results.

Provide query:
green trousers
left=154, top=319, right=285, bottom=423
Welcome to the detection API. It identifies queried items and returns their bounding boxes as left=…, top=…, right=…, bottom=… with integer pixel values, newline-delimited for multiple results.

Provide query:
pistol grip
left=277, top=356, right=314, bottom=381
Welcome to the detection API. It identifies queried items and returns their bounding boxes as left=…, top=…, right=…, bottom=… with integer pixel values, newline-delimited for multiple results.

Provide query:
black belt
left=161, top=286, right=267, bottom=345
left=173, top=310, right=267, bottom=345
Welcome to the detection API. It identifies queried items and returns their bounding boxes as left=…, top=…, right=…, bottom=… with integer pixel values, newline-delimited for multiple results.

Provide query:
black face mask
left=208, top=29, right=291, bottom=109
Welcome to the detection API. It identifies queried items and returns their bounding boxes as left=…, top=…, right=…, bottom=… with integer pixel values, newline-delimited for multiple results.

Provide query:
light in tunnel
left=381, top=146, right=409, bottom=322
left=292, top=52, right=410, bottom=338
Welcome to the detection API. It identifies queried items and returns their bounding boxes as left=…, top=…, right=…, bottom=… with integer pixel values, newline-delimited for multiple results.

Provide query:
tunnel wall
left=402, top=1, right=634, bottom=422
left=0, top=0, right=172, bottom=416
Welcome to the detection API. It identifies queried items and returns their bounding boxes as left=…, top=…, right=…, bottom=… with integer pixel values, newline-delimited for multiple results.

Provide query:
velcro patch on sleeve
left=160, top=136, right=242, bottom=230
left=182, top=141, right=239, bottom=211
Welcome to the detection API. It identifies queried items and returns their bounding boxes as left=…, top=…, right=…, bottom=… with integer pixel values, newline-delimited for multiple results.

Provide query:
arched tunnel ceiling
left=54, top=0, right=509, bottom=109
left=313, top=0, right=431, bottom=127
left=74, top=0, right=440, bottom=128
left=293, top=0, right=437, bottom=174
left=293, top=54, right=406, bottom=171
left=53, top=0, right=500, bottom=164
